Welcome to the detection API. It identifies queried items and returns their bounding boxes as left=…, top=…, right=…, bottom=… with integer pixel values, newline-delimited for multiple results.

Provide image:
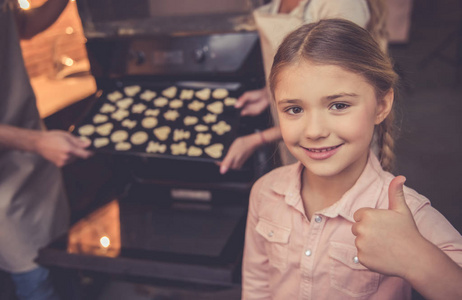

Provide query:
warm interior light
left=100, top=236, right=110, bottom=248
left=18, top=0, right=30, bottom=10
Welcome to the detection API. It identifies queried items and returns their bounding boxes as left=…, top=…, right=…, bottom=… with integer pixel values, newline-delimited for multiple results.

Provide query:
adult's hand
left=235, top=87, right=270, bottom=116
left=35, top=130, right=93, bottom=167
left=218, top=134, right=261, bottom=174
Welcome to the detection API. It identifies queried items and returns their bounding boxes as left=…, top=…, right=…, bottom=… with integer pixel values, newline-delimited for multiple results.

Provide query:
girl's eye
left=330, top=103, right=349, bottom=110
left=286, top=106, right=303, bottom=115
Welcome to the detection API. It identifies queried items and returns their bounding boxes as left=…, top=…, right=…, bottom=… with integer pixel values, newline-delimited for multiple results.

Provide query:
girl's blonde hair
left=269, top=19, right=398, bottom=171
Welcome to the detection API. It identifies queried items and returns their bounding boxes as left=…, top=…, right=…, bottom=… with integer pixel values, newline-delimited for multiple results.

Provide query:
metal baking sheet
left=72, top=81, right=242, bottom=162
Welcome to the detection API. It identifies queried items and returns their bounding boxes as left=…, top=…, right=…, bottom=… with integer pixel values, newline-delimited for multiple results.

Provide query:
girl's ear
left=375, top=89, right=394, bottom=125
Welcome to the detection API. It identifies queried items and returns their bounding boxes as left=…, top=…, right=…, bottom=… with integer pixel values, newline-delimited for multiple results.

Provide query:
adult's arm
left=14, top=0, right=69, bottom=39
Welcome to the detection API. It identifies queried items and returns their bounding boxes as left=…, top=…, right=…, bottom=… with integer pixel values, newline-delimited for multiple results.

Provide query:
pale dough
left=93, top=114, right=108, bottom=124
left=95, top=123, right=114, bottom=136
left=140, top=90, right=156, bottom=101
left=153, top=126, right=171, bottom=141
left=164, top=110, right=180, bottom=121
left=224, top=97, right=237, bottom=106
left=78, top=124, right=95, bottom=136
left=145, top=109, right=160, bottom=116
left=116, top=98, right=133, bottom=109
left=100, top=103, right=116, bottom=113
left=183, top=116, right=198, bottom=126
left=94, top=137, right=109, bottom=148
left=206, top=101, right=224, bottom=115
left=204, top=143, right=224, bottom=159
left=111, top=109, right=129, bottom=121
left=195, top=88, right=211, bottom=100
left=188, top=100, right=205, bottom=112
left=202, top=113, right=217, bottom=124
left=212, top=88, right=228, bottom=99
left=195, top=133, right=212, bottom=145
left=110, top=130, right=129, bottom=143
left=170, top=142, right=187, bottom=155
left=146, top=141, right=167, bottom=153
left=180, top=89, right=194, bottom=100
left=162, top=86, right=177, bottom=98
left=124, top=85, right=141, bottom=97
left=154, top=97, right=169, bottom=107
left=115, top=142, right=131, bottom=151
left=194, top=124, right=209, bottom=132
left=173, top=129, right=190, bottom=141
left=187, top=146, right=202, bottom=157
left=132, top=103, right=147, bottom=113
left=212, top=121, right=231, bottom=135
left=169, top=99, right=183, bottom=109
left=107, top=91, right=123, bottom=102
left=122, top=119, right=137, bottom=129
left=141, top=117, right=158, bottom=129
left=130, top=131, right=149, bottom=145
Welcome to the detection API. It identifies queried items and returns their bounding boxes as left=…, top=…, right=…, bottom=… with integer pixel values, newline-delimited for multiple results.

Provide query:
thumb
left=388, top=175, right=408, bottom=212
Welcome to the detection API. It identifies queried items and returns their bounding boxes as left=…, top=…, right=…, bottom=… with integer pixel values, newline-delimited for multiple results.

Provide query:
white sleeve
left=306, top=0, right=371, bottom=29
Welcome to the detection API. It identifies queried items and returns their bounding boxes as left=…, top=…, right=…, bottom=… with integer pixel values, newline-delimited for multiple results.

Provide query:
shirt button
left=314, top=215, right=322, bottom=223
left=353, top=256, right=359, bottom=264
left=268, top=230, right=274, bottom=238
left=305, top=250, right=312, bottom=257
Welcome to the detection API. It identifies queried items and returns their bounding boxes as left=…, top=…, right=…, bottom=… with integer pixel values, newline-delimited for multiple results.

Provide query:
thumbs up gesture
left=352, top=176, right=424, bottom=277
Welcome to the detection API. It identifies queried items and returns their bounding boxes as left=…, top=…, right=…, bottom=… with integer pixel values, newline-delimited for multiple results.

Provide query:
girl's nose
left=304, top=112, right=329, bottom=140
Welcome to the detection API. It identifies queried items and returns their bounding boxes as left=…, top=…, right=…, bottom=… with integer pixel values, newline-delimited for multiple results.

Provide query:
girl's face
left=274, top=60, right=392, bottom=180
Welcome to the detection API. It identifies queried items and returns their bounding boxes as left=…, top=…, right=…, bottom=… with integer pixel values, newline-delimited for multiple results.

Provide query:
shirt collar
left=269, top=151, right=386, bottom=222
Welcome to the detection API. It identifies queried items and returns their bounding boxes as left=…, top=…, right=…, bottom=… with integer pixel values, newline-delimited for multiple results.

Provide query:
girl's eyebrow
left=277, top=99, right=301, bottom=105
left=325, top=93, right=358, bottom=100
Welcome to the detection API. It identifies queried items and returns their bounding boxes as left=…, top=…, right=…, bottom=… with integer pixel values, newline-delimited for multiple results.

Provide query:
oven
left=37, top=0, right=274, bottom=290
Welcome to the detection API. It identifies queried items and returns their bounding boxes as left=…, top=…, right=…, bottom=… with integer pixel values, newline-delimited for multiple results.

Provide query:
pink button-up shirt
left=242, top=153, right=462, bottom=299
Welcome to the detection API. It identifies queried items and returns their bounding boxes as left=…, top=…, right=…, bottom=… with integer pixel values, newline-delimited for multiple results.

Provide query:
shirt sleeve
left=411, top=200, right=462, bottom=266
left=307, top=0, right=371, bottom=29
left=242, top=177, right=272, bottom=300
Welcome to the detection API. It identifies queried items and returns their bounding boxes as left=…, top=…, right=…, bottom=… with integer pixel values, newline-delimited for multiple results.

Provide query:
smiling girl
left=242, top=19, right=462, bottom=299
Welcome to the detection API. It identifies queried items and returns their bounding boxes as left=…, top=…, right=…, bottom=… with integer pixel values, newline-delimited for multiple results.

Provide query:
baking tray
left=72, top=81, right=242, bottom=162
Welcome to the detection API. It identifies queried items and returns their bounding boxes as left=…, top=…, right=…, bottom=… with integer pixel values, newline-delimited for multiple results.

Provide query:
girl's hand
left=351, top=176, right=426, bottom=278
left=218, top=134, right=261, bottom=174
left=35, top=130, right=93, bottom=167
left=235, top=88, right=270, bottom=116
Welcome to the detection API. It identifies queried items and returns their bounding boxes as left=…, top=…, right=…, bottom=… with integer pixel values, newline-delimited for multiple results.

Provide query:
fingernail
left=220, top=166, right=228, bottom=174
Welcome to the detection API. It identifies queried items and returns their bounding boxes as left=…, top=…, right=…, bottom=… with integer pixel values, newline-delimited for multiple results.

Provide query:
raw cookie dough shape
left=146, top=141, right=167, bottom=154
left=78, top=124, right=95, bottom=136
left=145, top=109, right=160, bottom=117
left=94, top=137, right=110, bottom=148
left=100, top=103, right=116, bottom=113
left=212, top=121, right=231, bottom=135
left=154, top=97, right=169, bottom=107
left=204, top=143, right=224, bottom=159
left=202, top=113, right=217, bottom=124
left=93, top=114, right=108, bottom=124
left=183, top=116, right=198, bottom=126
left=141, top=117, right=158, bottom=129
left=180, top=89, right=194, bottom=100
left=115, top=142, right=131, bottom=151
left=169, top=99, right=183, bottom=109
left=110, top=130, right=129, bottom=143
left=187, top=146, right=202, bottom=157
left=224, top=97, right=237, bottom=106
left=124, top=85, right=141, bottom=97
left=173, top=129, right=191, bottom=141
left=212, top=88, right=228, bottom=99
left=111, top=109, right=130, bottom=121
left=195, top=133, right=212, bottom=145
left=116, top=98, right=134, bottom=109
left=162, top=86, right=177, bottom=98
left=153, top=126, right=171, bottom=141
left=171, top=141, right=187, bottom=155
left=195, top=88, right=211, bottom=101
left=140, top=90, right=156, bottom=101
left=188, top=100, right=205, bottom=112
left=194, top=124, right=209, bottom=132
left=164, top=110, right=180, bottom=121
left=206, top=101, right=224, bottom=115
left=95, top=123, right=114, bottom=136
left=132, top=103, right=147, bottom=114
left=122, top=119, right=137, bottom=129
left=130, top=131, right=149, bottom=145
left=107, top=91, right=123, bottom=102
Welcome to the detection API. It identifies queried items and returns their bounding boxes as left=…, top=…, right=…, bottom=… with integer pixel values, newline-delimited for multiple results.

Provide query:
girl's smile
left=274, top=60, right=391, bottom=182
